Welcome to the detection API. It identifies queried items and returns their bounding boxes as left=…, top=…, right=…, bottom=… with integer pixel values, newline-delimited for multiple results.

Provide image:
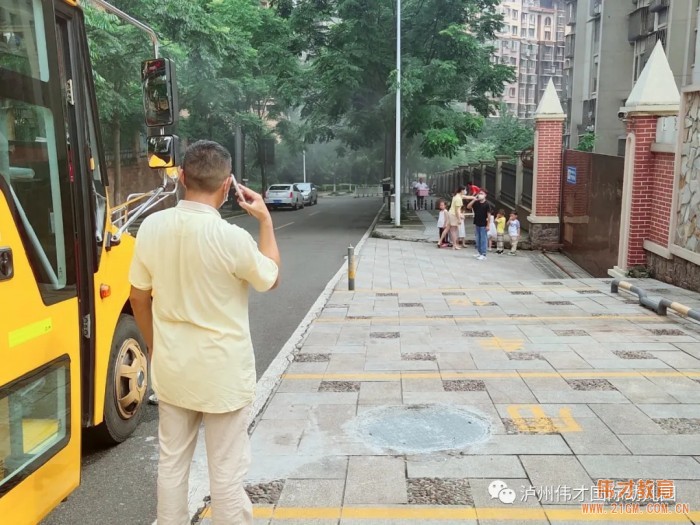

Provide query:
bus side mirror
left=141, top=58, right=178, bottom=127
left=147, top=135, right=180, bottom=170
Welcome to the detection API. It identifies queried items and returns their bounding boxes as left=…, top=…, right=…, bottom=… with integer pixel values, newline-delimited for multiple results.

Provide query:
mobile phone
left=230, top=173, right=242, bottom=196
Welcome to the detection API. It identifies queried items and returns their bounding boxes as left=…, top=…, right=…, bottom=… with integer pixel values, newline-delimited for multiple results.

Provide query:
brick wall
left=534, top=119, right=564, bottom=217
left=647, top=151, right=675, bottom=247
left=625, top=116, right=658, bottom=267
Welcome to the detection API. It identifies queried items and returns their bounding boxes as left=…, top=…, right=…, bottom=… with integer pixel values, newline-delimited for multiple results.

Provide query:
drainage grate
left=649, top=328, right=686, bottom=336
left=511, top=291, right=533, bottom=296
left=326, top=303, right=349, bottom=308
left=462, top=330, right=494, bottom=338
left=613, top=350, right=655, bottom=360
left=652, top=418, right=700, bottom=434
left=507, top=352, right=544, bottom=361
left=348, top=315, right=372, bottom=320
left=509, top=313, right=535, bottom=318
left=353, top=405, right=490, bottom=453
left=377, top=292, right=398, bottom=297
left=407, top=478, right=473, bottom=505
left=567, top=379, right=617, bottom=391
left=427, top=314, right=454, bottom=318
left=542, top=281, right=563, bottom=285
left=371, top=332, right=400, bottom=339
left=402, top=352, right=437, bottom=361
left=578, top=290, right=602, bottom=295
left=547, top=301, right=573, bottom=306
left=443, top=380, right=486, bottom=391
left=400, top=303, right=423, bottom=308
left=554, top=329, right=588, bottom=336
left=245, top=480, right=285, bottom=504
left=294, top=353, right=330, bottom=362
left=442, top=291, right=466, bottom=296
left=319, top=381, right=360, bottom=392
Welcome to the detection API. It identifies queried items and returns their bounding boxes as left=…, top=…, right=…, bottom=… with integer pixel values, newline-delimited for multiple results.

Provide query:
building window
left=512, top=9, right=518, bottom=20
left=513, top=26, right=518, bottom=35
left=521, top=27, right=527, bottom=37
left=511, top=41, right=518, bottom=50
left=522, top=12, right=528, bottom=23
left=545, top=17, right=552, bottom=26
left=511, top=57, right=517, bottom=65
left=529, top=27, right=535, bottom=38
left=530, top=14, right=536, bottom=24
left=545, top=30, right=551, bottom=40
left=509, top=88, right=516, bottom=97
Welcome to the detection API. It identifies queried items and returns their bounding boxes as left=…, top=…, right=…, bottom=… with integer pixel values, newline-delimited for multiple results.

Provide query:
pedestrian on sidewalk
left=436, top=199, right=452, bottom=248
left=487, top=212, right=497, bottom=252
left=448, top=186, right=466, bottom=250
left=415, top=177, right=429, bottom=210
left=129, top=140, right=280, bottom=525
left=458, top=203, right=468, bottom=247
left=495, top=209, right=506, bottom=254
left=507, top=211, right=521, bottom=255
left=467, top=190, right=490, bottom=260
left=466, top=180, right=481, bottom=197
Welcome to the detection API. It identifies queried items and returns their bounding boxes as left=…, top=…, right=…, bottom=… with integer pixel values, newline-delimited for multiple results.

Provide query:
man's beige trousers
left=157, top=401, right=253, bottom=525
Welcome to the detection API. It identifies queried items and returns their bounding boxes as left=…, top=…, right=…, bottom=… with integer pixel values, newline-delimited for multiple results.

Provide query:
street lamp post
left=303, top=150, right=307, bottom=183
left=394, top=0, right=401, bottom=226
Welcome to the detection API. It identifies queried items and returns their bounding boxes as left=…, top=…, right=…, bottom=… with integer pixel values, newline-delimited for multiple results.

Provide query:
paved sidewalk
left=199, top=239, right=700, bottom=524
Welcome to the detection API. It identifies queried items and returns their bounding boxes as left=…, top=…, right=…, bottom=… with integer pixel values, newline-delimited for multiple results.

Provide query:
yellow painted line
left=8, top=318, right=52, bottom=348
left=479, top=337, right=524, bottom=352
left=282, top=370, right=700, bottom=381
left=199, top=506, right=700, bottom=522
left=507, top=405, right=582, bottom=433
left=315, top=314, right=664, bottom=323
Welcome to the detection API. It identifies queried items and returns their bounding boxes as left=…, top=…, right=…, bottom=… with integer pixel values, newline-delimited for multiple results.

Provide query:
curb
left=248, top=201, right=386, bottom=431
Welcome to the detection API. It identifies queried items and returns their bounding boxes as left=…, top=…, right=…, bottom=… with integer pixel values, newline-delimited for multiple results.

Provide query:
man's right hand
left=237, top=186, right=272, bottom=223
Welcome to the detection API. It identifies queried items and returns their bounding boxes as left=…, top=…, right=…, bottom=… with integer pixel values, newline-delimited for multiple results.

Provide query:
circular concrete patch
left=352, top=404, right=490, bottom=453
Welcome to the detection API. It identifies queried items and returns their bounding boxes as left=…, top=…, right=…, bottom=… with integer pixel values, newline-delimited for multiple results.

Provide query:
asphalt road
left=41, top=195, right=383, bottom=525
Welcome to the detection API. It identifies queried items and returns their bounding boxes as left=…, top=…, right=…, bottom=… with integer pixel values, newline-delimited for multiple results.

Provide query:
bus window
left=0, top=0, right=49, bottom=81
left=0, top=0, right=76, bottom=302
left=0, top=358, right=70, bottom=497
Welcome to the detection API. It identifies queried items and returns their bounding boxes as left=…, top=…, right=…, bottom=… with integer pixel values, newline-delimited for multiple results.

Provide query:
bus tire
left=93, top=314, right=149, bottom=445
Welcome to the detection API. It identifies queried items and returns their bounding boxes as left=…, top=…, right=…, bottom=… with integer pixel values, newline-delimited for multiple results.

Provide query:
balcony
left=565, top=34, right=575, bottom=58
left=649, top=0, right=669, bottom=13
left=628, top=6, right=651, bottom=42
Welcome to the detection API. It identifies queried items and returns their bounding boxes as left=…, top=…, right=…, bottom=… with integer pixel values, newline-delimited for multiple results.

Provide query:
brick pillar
left=528, top=116, right=565, bottom=248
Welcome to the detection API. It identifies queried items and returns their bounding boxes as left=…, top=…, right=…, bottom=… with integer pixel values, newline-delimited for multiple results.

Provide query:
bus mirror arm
left=109, top=172, right=178, bottom=246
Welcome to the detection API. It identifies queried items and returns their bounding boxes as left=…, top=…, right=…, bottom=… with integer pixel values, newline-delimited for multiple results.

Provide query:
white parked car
left=264, top=184, right=304, bottom=210
left=295, top=182, right=318, bottom=205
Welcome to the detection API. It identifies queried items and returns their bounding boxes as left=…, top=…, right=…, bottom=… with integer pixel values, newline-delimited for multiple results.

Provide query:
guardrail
left=610, top=278, right=700, bottom=322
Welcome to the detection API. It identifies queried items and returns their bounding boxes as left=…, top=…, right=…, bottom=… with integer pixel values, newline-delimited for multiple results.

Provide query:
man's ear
left=179, top=169, right=187, bottom=188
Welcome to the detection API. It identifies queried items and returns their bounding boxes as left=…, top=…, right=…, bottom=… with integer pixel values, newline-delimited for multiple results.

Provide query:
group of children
left=436, top=199, right=521, bottom=255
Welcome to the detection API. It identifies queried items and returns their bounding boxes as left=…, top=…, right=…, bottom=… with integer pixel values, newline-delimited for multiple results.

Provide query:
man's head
left=181, top=140, right=232, bottom=194
left=419, top=177, right=424, bottom=183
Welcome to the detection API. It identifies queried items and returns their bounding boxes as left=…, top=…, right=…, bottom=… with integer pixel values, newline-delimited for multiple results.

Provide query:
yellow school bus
left=0, top=1, right=178, bottom=522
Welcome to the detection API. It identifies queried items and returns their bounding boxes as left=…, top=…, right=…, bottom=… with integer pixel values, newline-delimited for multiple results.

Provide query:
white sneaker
left=473, top=253, right=481, bottom=258
left=477, top=254, right=486, bottom=260
left=148, top=393, right=159, bottom=405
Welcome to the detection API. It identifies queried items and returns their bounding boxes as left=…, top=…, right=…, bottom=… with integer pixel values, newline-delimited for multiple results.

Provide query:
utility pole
left=394, top=0, right=401, bottom=226
left=303, top=150, right=307, bottom=183
left=234, top=125, right=244, bottom=180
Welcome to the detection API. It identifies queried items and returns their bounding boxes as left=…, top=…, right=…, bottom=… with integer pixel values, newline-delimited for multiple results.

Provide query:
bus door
left=0, top=0, right=83, bottom=522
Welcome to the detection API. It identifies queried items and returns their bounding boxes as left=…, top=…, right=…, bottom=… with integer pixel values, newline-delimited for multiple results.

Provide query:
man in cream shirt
left=129, top=140, right=280, bottom=525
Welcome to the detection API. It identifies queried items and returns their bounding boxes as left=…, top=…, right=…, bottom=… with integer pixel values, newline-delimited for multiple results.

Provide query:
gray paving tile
left=606, top=376, right=680, bottom=404
left=483, top=378, right=538, bottom=404
left=589, top=404, right=666, bottom=435
left=359, top=381, right=402, bottom=405
left=520, top=456, right=593, bottom=505
left=560, top=417, right=630, bottom=455
left=638, top=404, right=700, bottom=419
left=251, top=419, right=309, bottom=456
left=617, top=435, right=700, bottom=455
left=578, top=455, right=700, bottom=480
left=247, top=455, right=348, bottom=483
left=460, top=434, right=572, bottom=455
left=278, top=479, right=345, bottom=507
left=406, top=455, right=526, bottom=479
left=345, top=456, right=407, bottom=504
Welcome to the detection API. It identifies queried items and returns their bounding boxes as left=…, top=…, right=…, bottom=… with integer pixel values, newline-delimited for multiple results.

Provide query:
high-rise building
left=493, top=0, right=567, bottom=120
left=563, top=0, right=699, bottom=156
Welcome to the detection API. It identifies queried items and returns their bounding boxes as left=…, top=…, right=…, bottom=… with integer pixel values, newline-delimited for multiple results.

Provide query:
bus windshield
left=0, top=0, right=50, bottom=81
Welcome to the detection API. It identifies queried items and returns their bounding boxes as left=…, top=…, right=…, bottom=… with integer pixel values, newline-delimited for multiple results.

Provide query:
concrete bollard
left=348, top=245, right=355, bottom=291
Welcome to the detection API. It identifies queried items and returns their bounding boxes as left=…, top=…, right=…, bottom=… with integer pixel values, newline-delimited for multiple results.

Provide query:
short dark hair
left=498, top=209, right=505, bottom=215
left=182, top=140, right=232, bottom=193
left=510, top=210, right=518, bottom=216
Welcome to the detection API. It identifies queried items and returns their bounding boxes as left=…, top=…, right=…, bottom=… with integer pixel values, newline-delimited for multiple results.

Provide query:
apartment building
left=493, top=0, right=567, bottom=120
left=563, top=0, right=699, bottom=156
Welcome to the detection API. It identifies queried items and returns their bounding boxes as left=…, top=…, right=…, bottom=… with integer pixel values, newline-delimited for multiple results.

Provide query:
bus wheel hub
left=116, top=338, right=148, bottom=419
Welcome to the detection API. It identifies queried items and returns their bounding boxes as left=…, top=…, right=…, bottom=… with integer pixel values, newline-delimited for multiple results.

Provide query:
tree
left=479, top=105, right=534, bottom=157
left=292, top=0, right=514, bottom=179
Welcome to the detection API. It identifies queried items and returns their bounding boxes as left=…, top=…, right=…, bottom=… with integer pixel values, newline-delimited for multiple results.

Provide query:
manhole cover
left=351, top=404, right=490, bottom=453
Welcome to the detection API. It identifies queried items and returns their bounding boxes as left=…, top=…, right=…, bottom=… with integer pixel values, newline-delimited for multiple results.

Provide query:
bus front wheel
left=94, top=314, right=149, bottom=445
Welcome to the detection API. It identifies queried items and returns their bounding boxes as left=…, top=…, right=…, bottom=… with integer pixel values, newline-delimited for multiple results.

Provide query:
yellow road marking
left=316, top=314, right=663, bottom=323
left=479, top=337, right=524, bottom=352
left=449, top=298, right=472, bottom=305
left=8, top=318, right=53, bottom=348
left=199, top=505, right=699, bottom=522
left=283, top=370, right=700, bottom=380
left=507, top=405, right=582, bottom=433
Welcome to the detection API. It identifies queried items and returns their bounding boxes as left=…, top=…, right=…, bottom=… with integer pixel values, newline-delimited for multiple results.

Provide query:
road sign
left=566, top=166, right=576, bottom=184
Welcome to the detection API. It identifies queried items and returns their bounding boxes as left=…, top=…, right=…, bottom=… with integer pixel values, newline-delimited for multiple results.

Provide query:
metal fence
left=501, top=163, right=517, bottom=205
left=521, top=167, right=533, bottom=208
left=485, top=165, right=497, bottom=195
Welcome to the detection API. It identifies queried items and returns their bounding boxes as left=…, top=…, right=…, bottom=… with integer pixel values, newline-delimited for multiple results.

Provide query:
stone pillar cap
left=535, top=79, right=565, bottom=120
left=621, top=40, right=680, bottom=116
